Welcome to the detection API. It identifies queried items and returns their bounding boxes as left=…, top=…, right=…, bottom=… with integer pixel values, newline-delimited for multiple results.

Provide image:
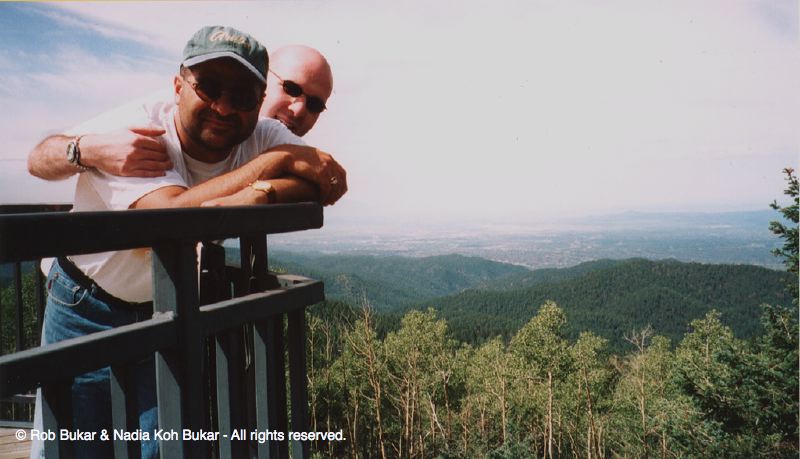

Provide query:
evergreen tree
left=769, top=167, right=799, bottom=303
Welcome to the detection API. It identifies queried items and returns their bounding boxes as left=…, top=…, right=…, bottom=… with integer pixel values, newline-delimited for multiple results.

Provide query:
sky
left=0, top=1, right=797, bottom=227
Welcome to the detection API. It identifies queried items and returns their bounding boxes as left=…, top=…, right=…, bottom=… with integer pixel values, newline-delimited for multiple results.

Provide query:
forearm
left=199, top=176, right=320, bottom=207
left=133, top=151, right=292, bottom=209
left=271, top=177, right=320, bottom=203
left=29, top=129, right=172, bottom=180
left=28, top=135, right=81, bottom=180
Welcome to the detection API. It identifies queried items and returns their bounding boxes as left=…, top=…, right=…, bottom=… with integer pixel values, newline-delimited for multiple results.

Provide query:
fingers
left=132, top=133, right=168, bottom=154
left=317, top=178, right=332, bottom=203
left=125, top=128, right=171, bottom=176
left=129, top=125, right=167, bottom=137
left=321, top=164, right=347, bottom=206
left=130, top=152, right=172, bottom=168
left=121, top=159, right=173, bottom=177
left=124, top=169, right=169, bottom=178
left=316, top=155, right=347, bottom=205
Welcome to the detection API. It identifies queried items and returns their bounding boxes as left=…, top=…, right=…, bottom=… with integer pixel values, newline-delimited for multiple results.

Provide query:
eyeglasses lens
left=193, top=78, right=261, bottom=112
left=281, top=80, right=326, bottom=114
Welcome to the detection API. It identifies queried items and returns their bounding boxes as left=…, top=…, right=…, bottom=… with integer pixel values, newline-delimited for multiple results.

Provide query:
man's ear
left=174, top=75, right=183, bottom=104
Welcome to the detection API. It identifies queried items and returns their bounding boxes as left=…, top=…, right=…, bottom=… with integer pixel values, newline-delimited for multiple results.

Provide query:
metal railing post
left=153, top=241, right=204, bottom=458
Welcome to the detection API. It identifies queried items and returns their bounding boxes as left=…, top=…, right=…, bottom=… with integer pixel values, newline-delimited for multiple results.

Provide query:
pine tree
left=769, top=167, right=798, bottom=303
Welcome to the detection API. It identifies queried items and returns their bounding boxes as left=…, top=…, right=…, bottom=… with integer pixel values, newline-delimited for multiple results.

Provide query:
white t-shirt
left=58, top=93, right=304, bottom=302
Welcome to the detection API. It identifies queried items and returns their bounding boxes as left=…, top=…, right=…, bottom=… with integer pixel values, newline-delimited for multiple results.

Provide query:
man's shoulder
left=64, top=89, right=174, bottom=136
left=254, top=116, right=291, bottom=134
left=237, top=117, right=306, bottom=155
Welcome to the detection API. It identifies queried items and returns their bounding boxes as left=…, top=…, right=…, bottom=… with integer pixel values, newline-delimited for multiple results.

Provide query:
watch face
left=252, top=181, right=273, bottom=193
left=66, top=142, right=77, bottom=163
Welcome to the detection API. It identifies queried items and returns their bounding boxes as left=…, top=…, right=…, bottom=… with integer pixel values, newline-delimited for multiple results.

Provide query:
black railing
left=0, top=204, right=324, bottom=458
left=0, top=204, right=71, bottom=354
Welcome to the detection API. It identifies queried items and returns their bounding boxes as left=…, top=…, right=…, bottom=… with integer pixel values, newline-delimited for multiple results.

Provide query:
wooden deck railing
left=0, top=204, right=324, bottom=458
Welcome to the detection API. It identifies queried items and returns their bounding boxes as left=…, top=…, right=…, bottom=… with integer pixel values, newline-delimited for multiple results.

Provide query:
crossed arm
left=27, top=129, right=347, bottom=208
left=133, top=147, right=345, bottom=209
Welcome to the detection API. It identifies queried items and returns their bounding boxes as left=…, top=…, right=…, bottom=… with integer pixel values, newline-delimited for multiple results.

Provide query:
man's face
left=262, top=56, right=333, bottom=137
left=174, top=58, right=265, bottom=160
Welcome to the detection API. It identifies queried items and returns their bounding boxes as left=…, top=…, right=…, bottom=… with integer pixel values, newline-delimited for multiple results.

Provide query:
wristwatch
left=66, top=136, right=91, bottom=172
left=249, top=180, right=276, bottom=203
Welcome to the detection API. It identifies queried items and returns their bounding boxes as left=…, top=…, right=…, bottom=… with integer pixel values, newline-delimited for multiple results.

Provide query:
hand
left=80, top=126, right=172, bottom=177
left=268, top=145, right=347, bottom=205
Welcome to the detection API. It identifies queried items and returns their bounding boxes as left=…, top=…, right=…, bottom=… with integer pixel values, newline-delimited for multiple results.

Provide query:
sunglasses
left=269, top=69, right=327, bottom=114
left=182, top=72, right=264, bottom=112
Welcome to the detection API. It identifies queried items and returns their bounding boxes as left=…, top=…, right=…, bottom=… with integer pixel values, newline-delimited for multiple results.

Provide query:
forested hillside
left=474, top=258, right=625, bottom=290
left=422, top=259, right=791, bottom=350
left=265, top=251, right=529, bottom=309
left=263, top=248, right=789, bottom=352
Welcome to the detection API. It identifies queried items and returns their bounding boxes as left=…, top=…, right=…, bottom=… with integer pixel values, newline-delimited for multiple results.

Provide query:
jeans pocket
left=47, top=271, right=89, bottom=307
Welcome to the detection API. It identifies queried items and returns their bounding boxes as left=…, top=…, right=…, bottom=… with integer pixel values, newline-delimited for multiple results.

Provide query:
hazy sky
left=1, top=1, right=797, bottom=225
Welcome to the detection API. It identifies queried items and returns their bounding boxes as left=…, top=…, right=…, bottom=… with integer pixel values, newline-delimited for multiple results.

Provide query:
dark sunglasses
left=269, top=69, right=327, bottom=114
left=182, top=73, right=264, bottom=112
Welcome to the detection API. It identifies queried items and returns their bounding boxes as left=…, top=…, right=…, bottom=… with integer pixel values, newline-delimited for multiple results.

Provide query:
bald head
left=262, top=45, right=333, bottom=137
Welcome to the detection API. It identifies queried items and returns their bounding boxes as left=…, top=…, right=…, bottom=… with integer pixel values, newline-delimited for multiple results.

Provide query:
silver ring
left=330, top=176, right=338, bottom=185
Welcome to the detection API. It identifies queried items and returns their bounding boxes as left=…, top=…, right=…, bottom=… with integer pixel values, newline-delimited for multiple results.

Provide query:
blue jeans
left=30, top=259, right=159, bottom=459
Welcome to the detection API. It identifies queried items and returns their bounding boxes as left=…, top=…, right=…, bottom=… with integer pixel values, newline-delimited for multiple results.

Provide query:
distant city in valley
left=268, top=210, right=784, bottom=270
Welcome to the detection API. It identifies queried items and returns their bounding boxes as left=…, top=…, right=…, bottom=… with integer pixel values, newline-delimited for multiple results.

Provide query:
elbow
left=130, top=186, right=188, bottom=210
left=27, top=154, right=47, bottom=179
left=27, top=158, right=36, bottom=177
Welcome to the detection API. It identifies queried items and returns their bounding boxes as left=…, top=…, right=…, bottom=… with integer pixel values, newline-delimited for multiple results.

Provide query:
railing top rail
left=0, top=203, right=323, bottom=262
left=0, top=204, right=72, bottom=214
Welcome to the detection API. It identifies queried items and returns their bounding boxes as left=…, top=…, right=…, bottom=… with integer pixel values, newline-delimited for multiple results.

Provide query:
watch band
left=66, top=135, right=91, bottom=172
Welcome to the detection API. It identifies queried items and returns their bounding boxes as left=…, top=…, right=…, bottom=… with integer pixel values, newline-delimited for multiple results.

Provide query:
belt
left=56, top=256, right=153, bottom=313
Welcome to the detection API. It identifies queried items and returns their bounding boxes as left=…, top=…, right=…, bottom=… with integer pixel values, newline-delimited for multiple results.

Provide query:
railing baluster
left=0, top=275, right=4, bottom=354
left=288, top=309, right=309, bottom=459
left=267, top=317, right=289, bottom=458
left=215, top=329, right=247, bottom=459
left=42, top=380, right=73, bottom=458
left=253, top=320, right=274, bottom=459
left=238, top=236, right=254, bottom=296
left=110, top=363, right=141, bottom=459
left=153, top=241, right=204, bottom=458
left=14, top=262, right=23, bottom=352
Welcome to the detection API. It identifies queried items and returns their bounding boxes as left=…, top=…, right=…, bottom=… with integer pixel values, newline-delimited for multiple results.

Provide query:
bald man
left=261, top=45, right=333, bottom=137
left=29, top=45, right=334, bottom=181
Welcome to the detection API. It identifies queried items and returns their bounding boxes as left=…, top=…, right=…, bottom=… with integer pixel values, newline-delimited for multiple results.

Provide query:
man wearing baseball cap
left=29, top=42, right=335, bottom=180
left=28, top=25, right=347, bottom=458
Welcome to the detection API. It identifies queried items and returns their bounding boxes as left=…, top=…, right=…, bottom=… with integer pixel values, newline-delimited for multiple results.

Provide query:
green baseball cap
left=182, top=25, right=268, bottom=83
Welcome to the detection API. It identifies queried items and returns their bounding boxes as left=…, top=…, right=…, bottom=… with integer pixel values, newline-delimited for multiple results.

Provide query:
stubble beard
left=184, top=110, right=248, bottom=159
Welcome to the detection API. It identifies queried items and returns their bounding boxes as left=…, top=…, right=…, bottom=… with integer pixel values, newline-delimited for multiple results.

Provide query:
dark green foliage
left=267, top=251, right=529, bottom=309
left=477, top=258, right=626, bottom=290
left=0, top=267, right=41, bottom=354
left=424, top=259, right=790, bottom=352
left=768, top=167, right=798, bottom=303
left=487, top=440, right=536, bottom=459
left=306, top=300, right=798, bottom=458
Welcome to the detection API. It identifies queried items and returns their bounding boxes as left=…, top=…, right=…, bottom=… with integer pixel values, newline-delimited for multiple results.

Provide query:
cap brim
left=183, top=51, right=266, bottom=84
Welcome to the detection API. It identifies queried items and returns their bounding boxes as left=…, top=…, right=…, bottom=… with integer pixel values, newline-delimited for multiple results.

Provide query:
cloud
left=31, top=7, right=161, bottom=49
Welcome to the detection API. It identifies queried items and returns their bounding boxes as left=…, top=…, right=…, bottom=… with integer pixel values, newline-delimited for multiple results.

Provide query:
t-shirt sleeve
left=84, top=170, right=188, bottom=210
left=252, top=118, right=307, bottom=152
left=66, top=95, right=187, bottom=210
left=63, top=99, right=152, bottom=136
